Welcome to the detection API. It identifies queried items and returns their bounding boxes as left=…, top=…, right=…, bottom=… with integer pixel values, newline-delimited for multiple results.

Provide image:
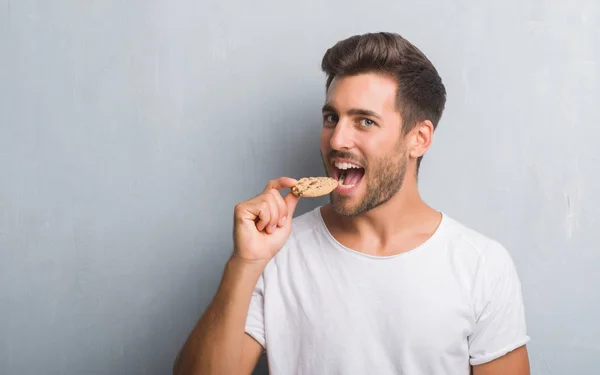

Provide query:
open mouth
left=332, top=161, right=365, bottom=190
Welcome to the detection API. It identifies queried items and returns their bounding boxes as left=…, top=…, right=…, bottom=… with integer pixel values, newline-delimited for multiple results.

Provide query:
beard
left=321, top=146, right=407, bottom=217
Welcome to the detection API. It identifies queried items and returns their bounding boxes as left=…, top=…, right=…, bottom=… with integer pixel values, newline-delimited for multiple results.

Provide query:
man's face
left=320, top=73, right=408, bottom=216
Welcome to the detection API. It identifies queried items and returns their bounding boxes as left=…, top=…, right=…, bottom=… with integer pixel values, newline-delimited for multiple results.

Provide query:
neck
left=321, top=173, right=442, bottom=256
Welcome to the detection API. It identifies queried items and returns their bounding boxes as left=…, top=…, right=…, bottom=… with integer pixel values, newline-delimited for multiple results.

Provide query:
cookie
left=291, top=177, right=338, bottom=197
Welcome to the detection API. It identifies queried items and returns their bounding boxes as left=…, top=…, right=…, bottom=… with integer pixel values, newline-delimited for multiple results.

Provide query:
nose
left=329, top=119, right=354, bottom=151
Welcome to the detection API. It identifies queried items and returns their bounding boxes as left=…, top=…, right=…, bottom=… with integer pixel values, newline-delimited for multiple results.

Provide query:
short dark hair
left=321, top=32, right=446, bottom=171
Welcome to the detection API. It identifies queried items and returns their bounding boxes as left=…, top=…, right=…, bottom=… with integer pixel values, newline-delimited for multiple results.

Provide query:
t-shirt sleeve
left=245, top=273, right=266, bottom=350
left=468, top=241, right=530, bottom=366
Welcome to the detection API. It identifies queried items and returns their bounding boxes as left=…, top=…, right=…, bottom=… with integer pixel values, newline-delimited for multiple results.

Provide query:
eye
left=359, top=118, right=376, bottom=127
left=323, top=114, right=338, bottom=127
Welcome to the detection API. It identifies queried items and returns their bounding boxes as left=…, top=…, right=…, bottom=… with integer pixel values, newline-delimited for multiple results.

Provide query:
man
left=173, top=32, right=531, bottom=375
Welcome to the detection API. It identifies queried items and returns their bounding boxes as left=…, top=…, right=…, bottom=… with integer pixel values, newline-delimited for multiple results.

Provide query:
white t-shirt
left=245, top=207, right=530, bottom=374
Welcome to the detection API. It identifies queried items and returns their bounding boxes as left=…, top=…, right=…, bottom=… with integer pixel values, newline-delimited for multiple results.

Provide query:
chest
left=264, top=256, right=475, bottom=357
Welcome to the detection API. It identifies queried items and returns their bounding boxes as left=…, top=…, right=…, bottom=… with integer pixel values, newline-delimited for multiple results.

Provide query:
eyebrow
left=321, top=103, right=382, bottom=120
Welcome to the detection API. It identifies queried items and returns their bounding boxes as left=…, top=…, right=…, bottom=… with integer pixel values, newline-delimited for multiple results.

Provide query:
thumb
left=283, top=192, right=300, bottom=224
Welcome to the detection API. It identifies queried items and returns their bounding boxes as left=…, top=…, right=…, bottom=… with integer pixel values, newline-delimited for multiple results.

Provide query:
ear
left=407, top=120, right=434, bottom=159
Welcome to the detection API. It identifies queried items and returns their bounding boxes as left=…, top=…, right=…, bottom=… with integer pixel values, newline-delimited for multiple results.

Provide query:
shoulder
left=441, top=214, right=523, bottom=308
left=442, top=214, right=516, bottom=270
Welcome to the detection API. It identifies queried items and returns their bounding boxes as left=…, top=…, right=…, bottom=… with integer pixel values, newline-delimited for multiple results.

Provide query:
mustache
left=327, top=150, right=365, bottom=167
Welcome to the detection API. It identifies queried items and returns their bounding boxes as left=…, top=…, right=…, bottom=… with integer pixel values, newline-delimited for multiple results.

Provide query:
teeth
left=334, top=161, right=361, bottom=170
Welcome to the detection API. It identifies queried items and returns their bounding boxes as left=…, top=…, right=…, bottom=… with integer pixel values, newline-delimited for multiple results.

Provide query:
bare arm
left=173, top=256, right=266, bottom=375
left=173, top=177, right=300, bottom=375
left=472, top=345, right=530, bottom=375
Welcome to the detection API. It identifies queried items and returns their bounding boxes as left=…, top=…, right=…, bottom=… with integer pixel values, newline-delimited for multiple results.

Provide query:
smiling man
left=173, top=32, right=531, bottom=375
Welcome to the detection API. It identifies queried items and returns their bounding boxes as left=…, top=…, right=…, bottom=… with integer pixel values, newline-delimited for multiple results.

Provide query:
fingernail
left=282, top=216, right=287, bottom=222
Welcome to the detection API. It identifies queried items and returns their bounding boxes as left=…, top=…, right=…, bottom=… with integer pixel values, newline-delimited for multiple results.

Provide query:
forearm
left=173, top=256, right=266, bottom=375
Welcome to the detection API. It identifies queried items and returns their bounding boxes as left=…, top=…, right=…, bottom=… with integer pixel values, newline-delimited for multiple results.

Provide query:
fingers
left=264, top=191, right=280, bottom=234
left=253, top=200, right=271, bottom=232
left=283, top=191, right=300, bottom=224
left=261, top=177, right=301, bottom=229
left=252, top=189, right=285, bottom=233
left=271, top=189, right=288, bottom=227
left=236, top=177, right=301, bottom=234
left=263, top=177, right=298, bottom=193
